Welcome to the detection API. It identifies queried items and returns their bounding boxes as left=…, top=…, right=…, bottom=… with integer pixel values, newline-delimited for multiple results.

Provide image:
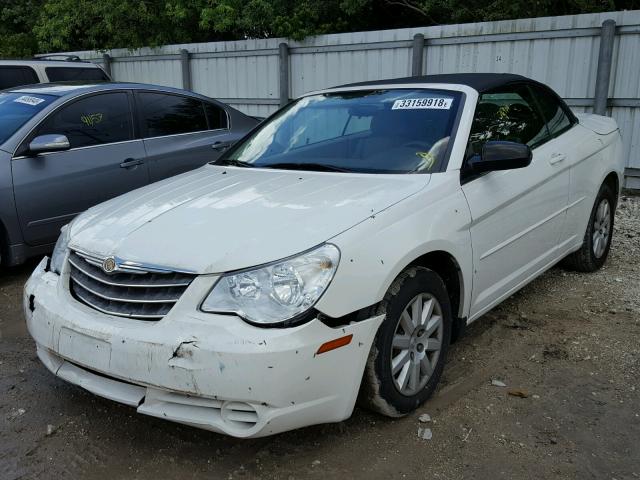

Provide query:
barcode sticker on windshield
left=392, top=98, right=452, bottom=110
left=14, top=95, right=46, bottom=106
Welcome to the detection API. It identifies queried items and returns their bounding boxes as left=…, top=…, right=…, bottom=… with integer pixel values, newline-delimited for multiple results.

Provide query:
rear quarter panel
left=227, top=107, right=260, bottom=132
left=563, top=120, right=624, bottom=250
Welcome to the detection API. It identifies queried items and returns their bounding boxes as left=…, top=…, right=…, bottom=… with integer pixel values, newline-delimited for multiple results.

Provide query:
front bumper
left=24, top=257, right=383, bottom=438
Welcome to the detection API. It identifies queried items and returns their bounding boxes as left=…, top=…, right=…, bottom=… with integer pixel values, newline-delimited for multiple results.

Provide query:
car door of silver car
left=136, top=91, right=237, bottom=183
left=12, top=91, right=150, bottom=246
left=461, top=83, right=571, bottom=320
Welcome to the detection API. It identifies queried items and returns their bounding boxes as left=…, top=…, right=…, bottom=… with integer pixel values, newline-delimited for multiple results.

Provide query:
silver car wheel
left=390, top=293, right=443, bottom=396
left=592, top=198, right=611, bottom=259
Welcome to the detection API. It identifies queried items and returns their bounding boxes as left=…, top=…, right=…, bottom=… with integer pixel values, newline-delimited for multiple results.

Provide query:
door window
left=0, top=66, right=39, bottom=89
left=139, top=92, right=208, bottom=137
left=204, top=103, right=229, bottom=130
left=45, top=67, right=110, bottom=82
left=528, top=85, right=574, bottom=138
left=35, top=92, right=133, bottom=149
left=468, top=85, right=549, bottom=156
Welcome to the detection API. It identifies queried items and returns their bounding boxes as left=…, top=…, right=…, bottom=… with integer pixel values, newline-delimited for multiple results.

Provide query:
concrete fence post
left=102, top=53, right=112, bottom=78
left=593, top=19, right=616, bottom=116
left=180, top=48, right=192, bottom=91
left=279, top=42, right=290, bottom=107
left=411, top=33, right=425, bottom=76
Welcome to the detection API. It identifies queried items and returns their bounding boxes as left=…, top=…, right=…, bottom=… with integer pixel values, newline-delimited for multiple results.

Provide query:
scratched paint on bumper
left=25, top=257, right=384, bottom=438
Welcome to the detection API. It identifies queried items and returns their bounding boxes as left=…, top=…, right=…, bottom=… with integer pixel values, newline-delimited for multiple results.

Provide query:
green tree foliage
left=0, top=0, right=42, bottom=57
left=198, top=0, right=375, bottom=40
left=32, top=0, right=204, bottom=52
left=1, top=0, right=639, bottom=58
left=385, top=0, right=634, bottom=24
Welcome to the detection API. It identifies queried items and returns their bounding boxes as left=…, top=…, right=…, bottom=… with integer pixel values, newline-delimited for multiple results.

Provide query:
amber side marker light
left=316, top=334, right=353, bottom=355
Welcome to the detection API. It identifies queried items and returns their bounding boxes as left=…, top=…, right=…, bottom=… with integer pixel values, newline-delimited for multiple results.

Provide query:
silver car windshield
left=218, top=89, right=462, bottom=173
left=0, top=92, right=56, bottom=145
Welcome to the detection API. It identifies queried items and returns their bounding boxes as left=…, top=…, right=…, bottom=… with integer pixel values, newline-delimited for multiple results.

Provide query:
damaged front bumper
left=24, top=257, right=383, bottom=438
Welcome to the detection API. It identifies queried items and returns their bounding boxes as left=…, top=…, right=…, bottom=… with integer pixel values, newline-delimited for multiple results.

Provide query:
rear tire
left=359, top=267, right=452, bottom=417
left=563, top=182, right=616, bottom=272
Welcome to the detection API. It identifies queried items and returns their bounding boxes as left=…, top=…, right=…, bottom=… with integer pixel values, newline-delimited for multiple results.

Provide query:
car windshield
left=217, top=89, right=463, bottom=173
left=0, top=92, right=56, bottom=145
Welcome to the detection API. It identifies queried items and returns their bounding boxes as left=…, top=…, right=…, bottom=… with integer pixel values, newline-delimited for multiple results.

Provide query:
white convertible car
left=25, top=73, right=624, bottom=437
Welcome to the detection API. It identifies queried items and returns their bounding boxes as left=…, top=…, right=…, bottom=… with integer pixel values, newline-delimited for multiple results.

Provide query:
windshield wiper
left=213, top=159, right=254, bottom=168
left=261, top=162, right=353, bottom=173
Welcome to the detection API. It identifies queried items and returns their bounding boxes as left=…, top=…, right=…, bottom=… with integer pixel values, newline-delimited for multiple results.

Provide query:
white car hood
left=70, top=165, right=429, bottom=273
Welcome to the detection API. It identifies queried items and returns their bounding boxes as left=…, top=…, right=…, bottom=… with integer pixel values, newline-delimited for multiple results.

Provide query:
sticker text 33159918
left=392, top=98, right=452, bottom=110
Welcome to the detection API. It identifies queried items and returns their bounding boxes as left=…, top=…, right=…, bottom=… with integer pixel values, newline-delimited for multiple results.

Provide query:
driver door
left=462, top=84, right=570, bottom=320
left=12, top=91, right=149, bottom=246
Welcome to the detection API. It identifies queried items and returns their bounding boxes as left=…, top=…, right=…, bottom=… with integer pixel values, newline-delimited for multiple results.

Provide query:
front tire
left=563, top=182, right=616, bottom=272
left=359, top=267, right=452, bottom=417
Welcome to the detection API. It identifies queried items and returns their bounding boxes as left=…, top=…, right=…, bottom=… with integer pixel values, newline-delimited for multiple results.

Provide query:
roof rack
left=32, top=54, right=84, bottom=63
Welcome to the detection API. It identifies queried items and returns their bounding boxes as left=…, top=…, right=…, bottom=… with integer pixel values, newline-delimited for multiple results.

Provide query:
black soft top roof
left=337, top=73, right=532, bottom=93
left=335, top=72, right=578, bottom=124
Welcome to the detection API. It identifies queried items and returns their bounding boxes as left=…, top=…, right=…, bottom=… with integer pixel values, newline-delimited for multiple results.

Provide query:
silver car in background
left=0, top=56, right=111, bottom=90
left=0, top=82, right=258, bottom=267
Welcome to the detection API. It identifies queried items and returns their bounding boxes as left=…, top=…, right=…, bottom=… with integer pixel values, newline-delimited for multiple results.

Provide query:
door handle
left=120, top=158, right=144, bottom=169
left=549, top=153, right=566, bottom=165
left=212, top=141, right=232, bottom=152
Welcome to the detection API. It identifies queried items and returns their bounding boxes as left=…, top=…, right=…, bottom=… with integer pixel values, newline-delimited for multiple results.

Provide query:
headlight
left=201, top=244, right=340, bottom=326
left=50, top=224, right=71, bottom=274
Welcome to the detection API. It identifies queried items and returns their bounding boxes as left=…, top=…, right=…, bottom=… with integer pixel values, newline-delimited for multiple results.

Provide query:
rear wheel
left=359, top=267, right=452, bottom=417
left=563, top=182, right=616, bottom=272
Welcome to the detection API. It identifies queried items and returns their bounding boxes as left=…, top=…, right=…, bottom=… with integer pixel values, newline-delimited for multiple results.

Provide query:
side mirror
left=467, top=141, right=532, bottom=173
left=28, top=134, right=71, bottom=155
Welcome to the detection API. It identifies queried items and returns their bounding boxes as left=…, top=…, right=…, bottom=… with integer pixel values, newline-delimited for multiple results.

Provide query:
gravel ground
left=1, top=195, right=638, bottom=480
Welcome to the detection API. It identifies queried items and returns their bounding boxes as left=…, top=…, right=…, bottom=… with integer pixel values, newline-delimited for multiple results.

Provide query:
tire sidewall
left=372, top=267, right=452, bottom=414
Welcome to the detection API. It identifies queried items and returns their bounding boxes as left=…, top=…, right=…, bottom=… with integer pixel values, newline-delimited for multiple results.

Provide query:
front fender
left=317, top=171, right=473, bottom=319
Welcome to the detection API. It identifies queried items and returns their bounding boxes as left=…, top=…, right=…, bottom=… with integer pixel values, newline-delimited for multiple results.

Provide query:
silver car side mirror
left=29, top=134, right=71, bottom=155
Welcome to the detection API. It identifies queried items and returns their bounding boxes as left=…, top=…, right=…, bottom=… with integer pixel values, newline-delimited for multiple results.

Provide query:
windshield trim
left=217, top=87, right=466, bottom=175
left=304, top=82, right=475, bottom=98
left=433, top=89, right=466, bottom=173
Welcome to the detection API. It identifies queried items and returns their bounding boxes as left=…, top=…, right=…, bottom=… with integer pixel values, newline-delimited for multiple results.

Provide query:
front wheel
left=359, top=267, right=452, bottom=417
left=563, top=182, right=616, bottom=272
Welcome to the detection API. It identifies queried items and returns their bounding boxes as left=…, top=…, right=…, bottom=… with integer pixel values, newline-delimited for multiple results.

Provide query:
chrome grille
left=68, top=251, right=195, bottom=320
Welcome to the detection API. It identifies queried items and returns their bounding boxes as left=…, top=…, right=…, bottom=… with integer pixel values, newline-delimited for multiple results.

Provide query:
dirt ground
left=1, top=195, right=638, bottom=480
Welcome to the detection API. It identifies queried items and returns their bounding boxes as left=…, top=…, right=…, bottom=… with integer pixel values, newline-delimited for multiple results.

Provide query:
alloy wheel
left=390, top=293, right=444, bottom=396
left=592, top=198, right=611, bottom=258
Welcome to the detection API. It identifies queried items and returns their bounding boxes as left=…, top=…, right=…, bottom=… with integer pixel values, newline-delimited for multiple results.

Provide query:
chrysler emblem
left=102, top=257, right=117, bottom=273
